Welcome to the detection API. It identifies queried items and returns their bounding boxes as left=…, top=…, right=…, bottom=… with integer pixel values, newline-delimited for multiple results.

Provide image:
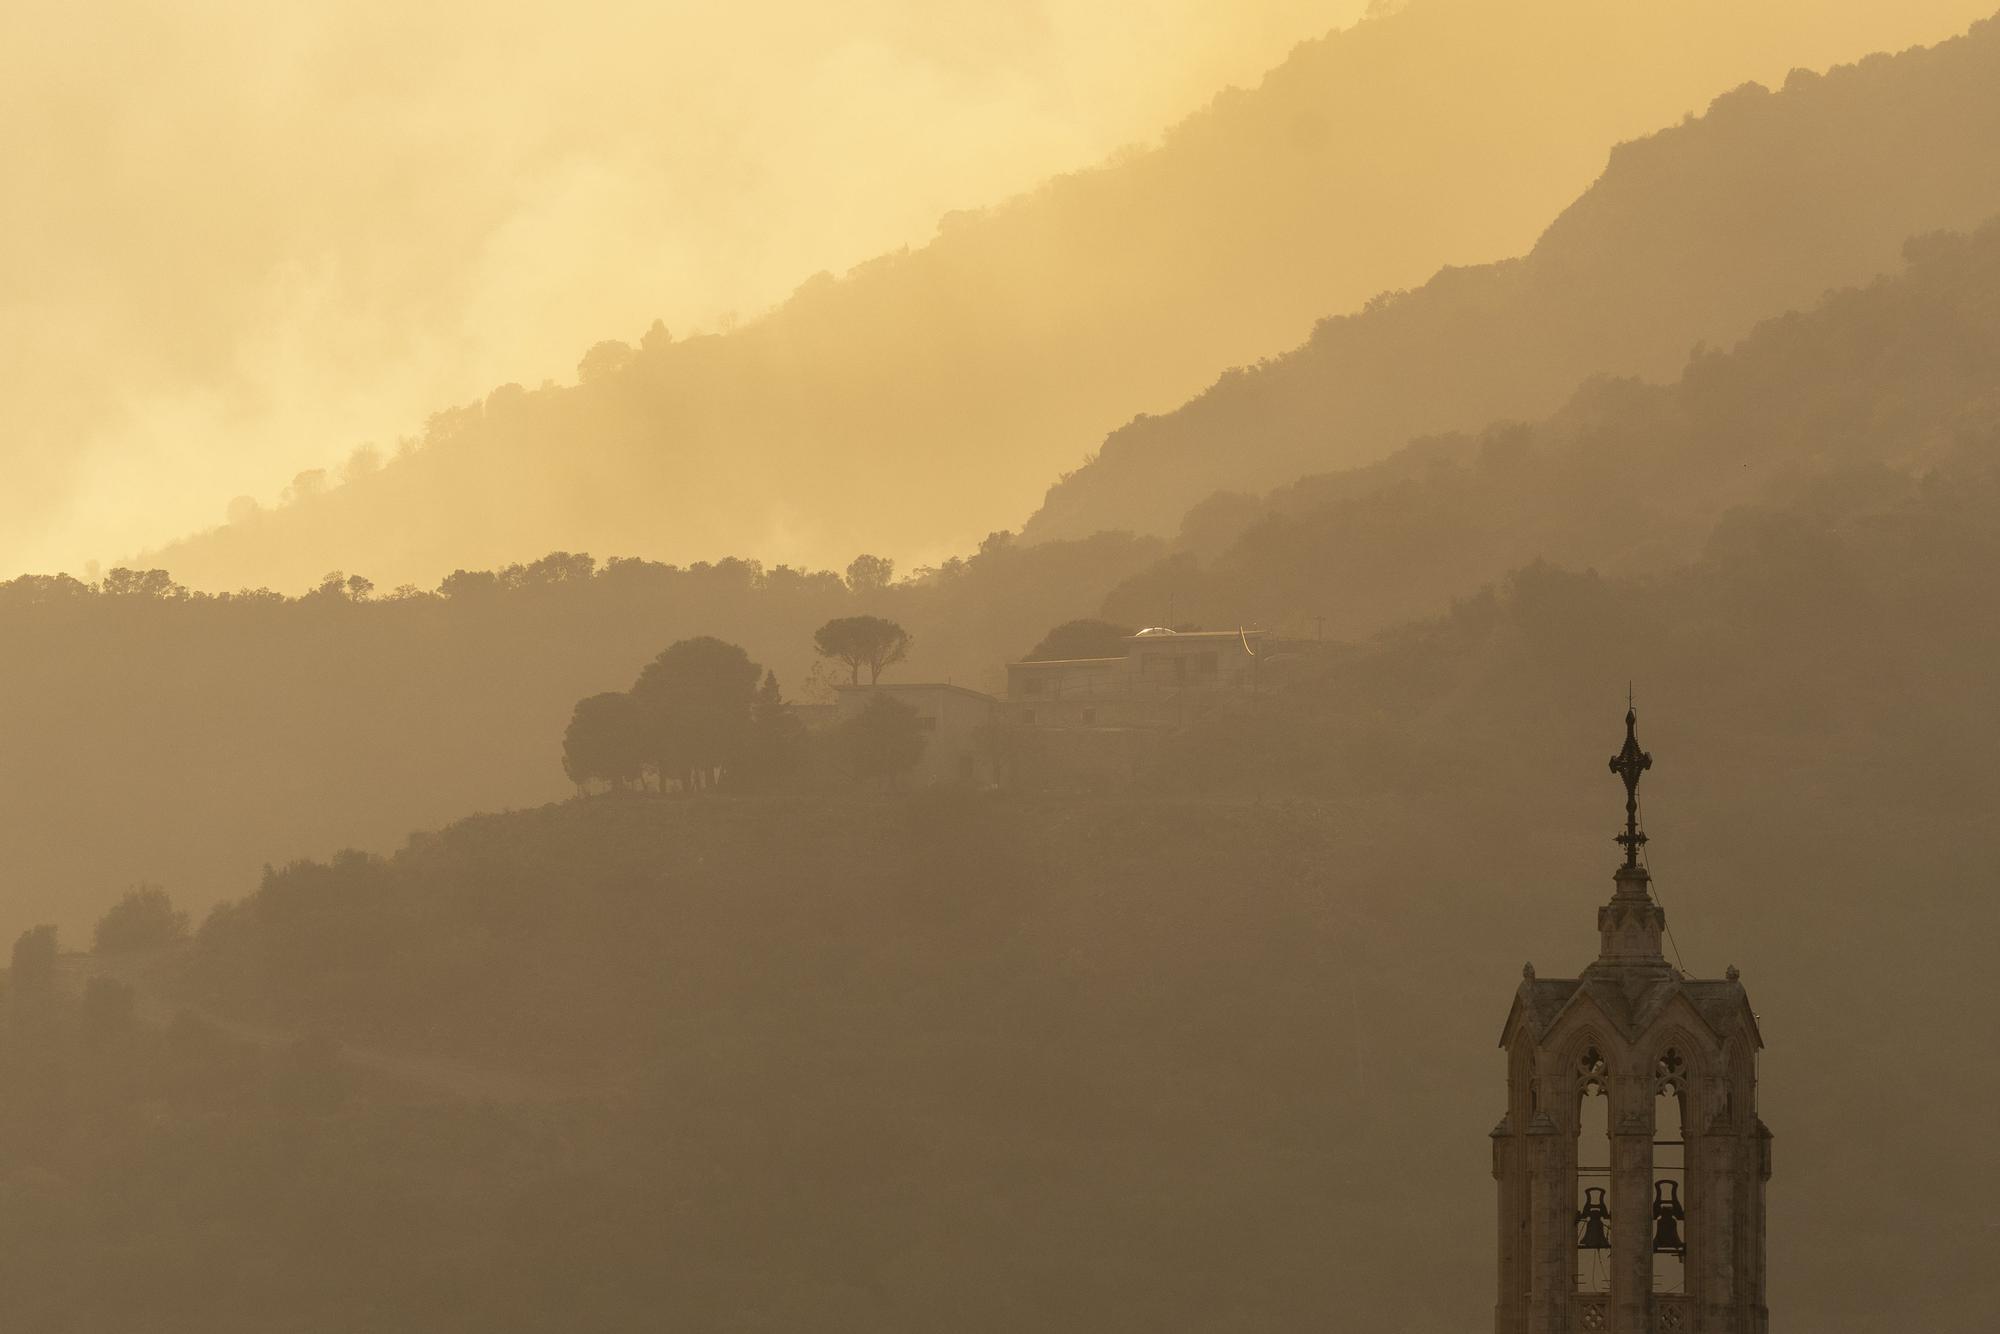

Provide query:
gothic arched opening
left=1575, top=1044, right=1612, bottom=1294
left=1652, top=1047, right=1689, bottom=1294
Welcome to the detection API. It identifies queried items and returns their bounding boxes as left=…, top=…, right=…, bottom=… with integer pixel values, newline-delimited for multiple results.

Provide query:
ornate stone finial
left=1608, top=695, right=1653, bottom=871
left=1726, top=964, right=1741, bottom=982
left=1522, top=961, right=1536, bottom=980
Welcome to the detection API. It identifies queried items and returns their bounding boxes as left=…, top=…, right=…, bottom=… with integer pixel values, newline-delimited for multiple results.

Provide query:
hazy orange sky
left=2, top=1, right=1373, bottom=580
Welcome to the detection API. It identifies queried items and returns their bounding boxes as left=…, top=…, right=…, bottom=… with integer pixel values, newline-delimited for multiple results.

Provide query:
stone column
left=1611, top=1107, right=1653, bottom=1334
left=1692, top=1120, right=1736, bottom=1332
left=1494, top=1119, right=1525, bottom=1334
left=1751, top=1123, right=1773, bottom=1334
left=1527, top=1110, right=1566, bottom=1334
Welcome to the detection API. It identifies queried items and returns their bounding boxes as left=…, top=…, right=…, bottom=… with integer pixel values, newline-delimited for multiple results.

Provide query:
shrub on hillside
left=9, top=924, right=58, bottom=994
left=93, top=884, right=190, bottom=953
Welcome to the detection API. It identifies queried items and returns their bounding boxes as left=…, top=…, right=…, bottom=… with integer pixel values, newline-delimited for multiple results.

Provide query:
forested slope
left=141, top=0, right=1993, bottom=590
left=8, top=451, right=1995, bottom=1331
left=13, top=199, right=2000, bottom=957
left=1028, top=14, right=2000, bottom=541
left=10, top=119, right=2000, bottom=1334
left=1101, top=218, right=2000, bottom=636
left=0, top=533, right=1156, bottom=944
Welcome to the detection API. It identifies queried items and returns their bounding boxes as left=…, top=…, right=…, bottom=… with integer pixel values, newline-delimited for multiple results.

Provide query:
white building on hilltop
left=1003, top=628, right=1269, bottom=730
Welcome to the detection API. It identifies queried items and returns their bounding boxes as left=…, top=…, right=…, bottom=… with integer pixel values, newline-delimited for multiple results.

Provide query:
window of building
left=1081, top=707, right=1096, bottom=725
left=917, top=716, right=937, bottom=732
left=1021, top=708, right=1036, bottom=725
left=1024, top=678, right=1045, bottom=696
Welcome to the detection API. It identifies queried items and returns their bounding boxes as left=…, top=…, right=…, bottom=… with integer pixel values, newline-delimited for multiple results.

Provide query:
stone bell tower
left=1492, top=709, right=1771, bottom=1334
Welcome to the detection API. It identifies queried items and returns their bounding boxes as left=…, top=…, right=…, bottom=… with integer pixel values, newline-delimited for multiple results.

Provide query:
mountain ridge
left=1097, top=215, right=2000, bottom=638
left=1024, top=15, right=2000, bottom=542
left=10, top=203, right=2000, bottom=946
left=134, top=0, right=1998, bottom=591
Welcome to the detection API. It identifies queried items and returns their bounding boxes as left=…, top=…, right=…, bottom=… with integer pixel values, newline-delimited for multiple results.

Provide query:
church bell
left=1575, top=1187, right=1612, bottom=1251
left=1651, top=1179, right=1686, bottom=1256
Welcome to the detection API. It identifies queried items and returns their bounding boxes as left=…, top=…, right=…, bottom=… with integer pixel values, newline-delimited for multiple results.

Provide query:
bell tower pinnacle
left=1491, top=707, right=1771, bottom=1334
left=1594, top=707, right=1669, bottom=973
left=1609, top=699, right=1651, bottom=873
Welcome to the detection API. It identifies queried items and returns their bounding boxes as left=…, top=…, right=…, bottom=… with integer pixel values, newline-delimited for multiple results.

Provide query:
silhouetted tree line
left=58, top=467, right=2000, bottom=1331
left=91, top=884, right=189, bottom=953
left=1098, top=216, right=2000, bottom=643
left=1027, top=21, right=2000, bottom=543
left=561, top=618, right=928, bottom=794
left=562, top=638, right=801, bottom=793
left=0, top=528, right=1161, bottom=941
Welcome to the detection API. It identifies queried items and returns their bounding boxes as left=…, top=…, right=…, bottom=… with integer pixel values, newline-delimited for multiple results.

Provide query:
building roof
left=1006, top=629, right=1269, bottom=670
left=1500, top=973, right=1761, bottom=1050
left=1006, top=656, right=1124, bottom=670
left=833, top=682, right=997, bottom=703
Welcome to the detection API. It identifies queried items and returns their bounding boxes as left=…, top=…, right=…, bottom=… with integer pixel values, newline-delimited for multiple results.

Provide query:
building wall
left=1005, top=632, right=1267, bottom=730
left=834, top=684, right=996, bottom=786
left=1126, top=631, right=1260, bottom=692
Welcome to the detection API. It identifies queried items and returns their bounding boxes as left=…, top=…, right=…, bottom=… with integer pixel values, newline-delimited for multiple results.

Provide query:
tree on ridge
left=562, top=691, right=650, bottom=794
left=813, top=615, right=912, bottom=685
left=630, top=637, right=763, bottom=791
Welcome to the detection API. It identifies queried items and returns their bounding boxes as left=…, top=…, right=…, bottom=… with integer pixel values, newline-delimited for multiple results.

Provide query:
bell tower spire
left=1609, top=693, right=1652, bottom=874
left=1594, top=702, right=1668, bottom=972
left=1491, top=706, right=1772, bottom=1334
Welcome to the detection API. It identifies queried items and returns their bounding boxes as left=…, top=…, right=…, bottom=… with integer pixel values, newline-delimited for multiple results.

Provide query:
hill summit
left=1025, top=11, right=2000, bottom=542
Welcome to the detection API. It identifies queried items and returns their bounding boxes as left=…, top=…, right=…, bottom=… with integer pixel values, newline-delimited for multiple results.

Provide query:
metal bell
left=1576, top=1187, right=1612, bottom=1251
left=1651, top=1180, right=1686, bottom=1256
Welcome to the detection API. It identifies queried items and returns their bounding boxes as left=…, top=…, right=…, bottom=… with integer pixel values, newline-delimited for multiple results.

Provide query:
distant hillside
left=0, top=531, right=1159, bottom=946
left=1027, top=13, right=2000, bottom=543
left=14, top=153, right=2000, bottom=1334
left=12, top=206, right=2000, bottom=950
left=1100, top=216, right=2000, bottom=636
left=14, top=458, right=1997, bottom=1332
left=141, top=0, right=1994, bottom=591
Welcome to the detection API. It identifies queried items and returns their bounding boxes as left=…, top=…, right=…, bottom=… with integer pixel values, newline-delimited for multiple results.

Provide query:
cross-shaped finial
left=1608, top=701, right=1653, bottom=869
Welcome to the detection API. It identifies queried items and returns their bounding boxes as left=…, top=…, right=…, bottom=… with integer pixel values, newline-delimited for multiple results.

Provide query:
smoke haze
left=6, top=6, right=2000, bottom=1331
left=12, top=1, right=1996, bottom=586
left=1, top=0, right=1363, bottom=577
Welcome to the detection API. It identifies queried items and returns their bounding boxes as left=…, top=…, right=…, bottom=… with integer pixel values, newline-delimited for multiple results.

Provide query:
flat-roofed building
left=1004, top=628, right=1267, bottom=730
